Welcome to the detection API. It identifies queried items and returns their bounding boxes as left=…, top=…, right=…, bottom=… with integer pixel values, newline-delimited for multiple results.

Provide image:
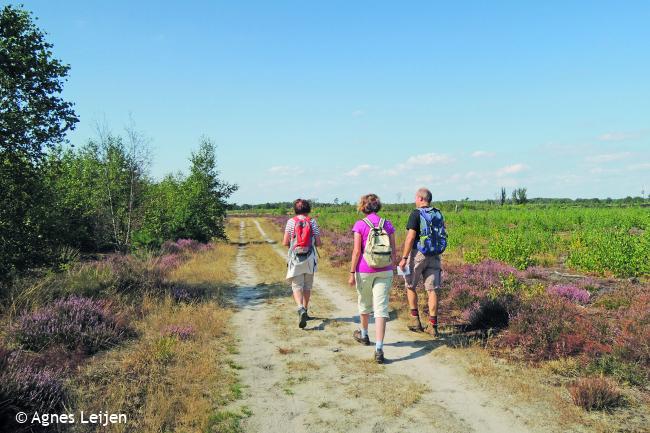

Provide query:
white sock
left=375, top=340, right=383, bottom=351
left=361, top=328, right=368, bottom=338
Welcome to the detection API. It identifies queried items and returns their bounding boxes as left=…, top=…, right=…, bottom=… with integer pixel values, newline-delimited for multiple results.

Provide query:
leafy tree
left=500, top=187, right=507, bottom=205
left=512, top=187, right=528, bottom=205
left=182, top=137, right=238, bottom=241
left=1, top=5, right=78, bottom=160
left=1, top=5, right=78, bottom=279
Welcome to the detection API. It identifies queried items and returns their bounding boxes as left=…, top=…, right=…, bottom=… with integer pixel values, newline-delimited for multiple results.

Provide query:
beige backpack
left=362, top=218, right=392, bottom=268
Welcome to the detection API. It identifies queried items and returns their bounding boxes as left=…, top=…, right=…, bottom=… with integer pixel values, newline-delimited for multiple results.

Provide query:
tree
left=1, top=5, right=78, bottom=279
left=500, top=187, right=507, bottom=205
left=183, top=137, right=238, bottom=241
left=512, top=187, right=528, bottom=204
left=1, top=5, right=78, bottom=160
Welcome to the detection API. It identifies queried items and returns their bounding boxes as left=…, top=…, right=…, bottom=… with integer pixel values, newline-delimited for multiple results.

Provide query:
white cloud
left=406, top=153, right=454, bottom=165
left=590, top=167, right=621, bottom=175
left=385, top=153, right=454, bottom=176
left=627, top=162, right=650, bottom=171
left=496, top=163, right=529, bottom=177
left=268, top=165, right=304, bottom=176
left=597, top=132, right=641, bottom=142
left=345, top=164, right=374, bottom=177
left=471, top=150, right=495, bottom=158
left=585, top=152, right=632, bottom=163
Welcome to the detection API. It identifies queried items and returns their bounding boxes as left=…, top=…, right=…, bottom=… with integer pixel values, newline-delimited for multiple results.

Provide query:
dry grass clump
left=568, top=377, right=624, bottom=411
left=168, top=242, right=237, bottom=287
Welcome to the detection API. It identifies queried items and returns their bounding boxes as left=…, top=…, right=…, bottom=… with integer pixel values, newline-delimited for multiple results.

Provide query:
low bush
left=586, top=354, right=647, bottom=387
left=465, top=298, right=509, bottom=331
left=568, top=377, right=624, bottom=411
left=10, top=296, right=134, bottom=354
left=0, top=349, right=68, bottom=423
left=496, top=295, right=610, bottom=360
left=547, top=284, right=590, bottom=304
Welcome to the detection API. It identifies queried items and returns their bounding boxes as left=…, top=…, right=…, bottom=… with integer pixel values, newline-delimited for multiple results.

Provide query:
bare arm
left=282, top=231, right=290, bottom=247
left=401, top=229, right=417, bottom=258
left=389, top=232, right=397, bottom=266
left=314, top=235, right=322, bottom=247
left=398, top=229, right=417, bottom=269
left=350, top=232, right=362, bottom=272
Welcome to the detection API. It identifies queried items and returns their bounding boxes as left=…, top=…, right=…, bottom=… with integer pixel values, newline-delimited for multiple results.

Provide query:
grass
left=70, top=242, right=242, bottom=433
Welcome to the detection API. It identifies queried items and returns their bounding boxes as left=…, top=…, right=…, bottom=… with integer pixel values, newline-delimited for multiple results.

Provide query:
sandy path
left=230, top=219, right=551, bottom=433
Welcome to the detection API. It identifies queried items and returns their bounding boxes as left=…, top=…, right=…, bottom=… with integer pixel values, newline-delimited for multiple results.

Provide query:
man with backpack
left=283, top=199, right=322, bottom=329
left=398, top=188, right=447, bottom=337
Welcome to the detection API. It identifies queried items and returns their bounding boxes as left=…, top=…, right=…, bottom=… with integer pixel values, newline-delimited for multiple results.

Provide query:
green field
left=255, top=202, right=650, bottom=278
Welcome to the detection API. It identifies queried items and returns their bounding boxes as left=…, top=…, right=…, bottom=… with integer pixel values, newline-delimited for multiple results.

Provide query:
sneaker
left=298, top=308, right=308, bottom=329
left=374, top=349, right=385, bottom=364
left=353, top=329, right=370, bottom=346
left=424, top=324, right=439, bottom=337
left=407, top=314, right=424, bottom=332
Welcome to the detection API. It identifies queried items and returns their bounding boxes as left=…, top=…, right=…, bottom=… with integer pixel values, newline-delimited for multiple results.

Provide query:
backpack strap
left=378, top=218, right=385, bottom=230
left=362, top=218, right=376, bottom=229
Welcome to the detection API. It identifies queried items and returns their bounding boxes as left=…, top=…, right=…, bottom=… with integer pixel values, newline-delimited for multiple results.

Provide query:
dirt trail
left=230, top=219, right=559, bottom=433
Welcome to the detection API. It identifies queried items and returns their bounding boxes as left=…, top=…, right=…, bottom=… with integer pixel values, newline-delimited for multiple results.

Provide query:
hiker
left=283, top=198, right=322, bottom=329
left=397, top=188, right=447, bottom=337
left=348, top=194, right=397, bottom=363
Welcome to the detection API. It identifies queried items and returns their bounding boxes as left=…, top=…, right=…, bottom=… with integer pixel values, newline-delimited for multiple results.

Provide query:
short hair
left=416, top=188, right=432, bottom=203
left=293, top=198, right=311, bottom=215
left=357, top=194, right=382, bottom=214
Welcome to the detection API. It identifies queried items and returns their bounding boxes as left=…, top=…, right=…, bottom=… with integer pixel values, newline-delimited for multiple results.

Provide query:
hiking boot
left=353, top=329, right=370, bottom=346
left=407, top=314, right=424, bottom=332
left=374, top=349, right=385, bottom=364
left=298, top=308, right=308, bottom=329
left=424, top=324, right=439, bottom=337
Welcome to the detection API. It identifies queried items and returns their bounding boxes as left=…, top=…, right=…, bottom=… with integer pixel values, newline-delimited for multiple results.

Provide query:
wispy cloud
left=585, top=152, right=632, bottom=163
left=385, top=153, right=454, bottom=176
left=268, top=165, right=304, bottom=176
left=496, top=163, right=529, bottom=177
left=597, top=132, right=641, bottom=142
left=345, top=164, right=374, bottom=177
left=627, top=162, right=650, bottom=171
left=471, top=150, right=495, bottom=158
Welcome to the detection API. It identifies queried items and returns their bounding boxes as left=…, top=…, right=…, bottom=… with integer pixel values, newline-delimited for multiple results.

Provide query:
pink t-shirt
left=352, top=213, right=395, bottom=273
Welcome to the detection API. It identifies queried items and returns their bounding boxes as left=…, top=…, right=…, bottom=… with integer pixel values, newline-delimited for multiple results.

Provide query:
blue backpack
left=416, top=207, right=447, bottom=256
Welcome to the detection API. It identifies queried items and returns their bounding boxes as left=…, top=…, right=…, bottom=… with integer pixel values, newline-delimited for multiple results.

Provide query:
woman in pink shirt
left=348, top=194, right=397, bottom=363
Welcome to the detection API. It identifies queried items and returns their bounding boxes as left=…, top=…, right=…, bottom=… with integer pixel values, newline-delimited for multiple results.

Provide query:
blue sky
left=12, top=0, right=650, bottom=203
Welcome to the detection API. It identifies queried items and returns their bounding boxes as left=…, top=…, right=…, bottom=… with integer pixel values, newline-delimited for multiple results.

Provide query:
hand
left=398, top=257, right=407, bottom=270
left=348, top=274, right=355, bottom=286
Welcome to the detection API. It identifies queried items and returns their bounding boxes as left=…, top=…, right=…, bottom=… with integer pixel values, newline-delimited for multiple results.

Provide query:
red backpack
left=291, top=216, right=313, bottom=255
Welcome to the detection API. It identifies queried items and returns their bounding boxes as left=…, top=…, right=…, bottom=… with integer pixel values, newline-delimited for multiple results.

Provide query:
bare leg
left=302, top=290, right=311, bottom=309
left=428, top=290, right=438, bottom=318
left=292, top=290, right=304, bottom=308
left=375, top=317, right=386, bottom=342
left=360, top=313, right=369, bottom=331
left=406, top=288, right=418, bottom=310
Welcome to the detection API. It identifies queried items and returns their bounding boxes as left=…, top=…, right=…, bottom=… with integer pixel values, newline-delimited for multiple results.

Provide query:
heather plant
left=547, top=284, right=591, bottom=304
left=496, top=295, right=610, bottom=360
left=568, top=377, right=624, bottom=411
left=10, top=296, right=134, bottom=354
left=164, top=324, right=196, bottom=341
left=0, top=350, right=68, bottom=417
left=465, top=298, right=510, bottom=331
left=615, top=293, right=650, bottom=367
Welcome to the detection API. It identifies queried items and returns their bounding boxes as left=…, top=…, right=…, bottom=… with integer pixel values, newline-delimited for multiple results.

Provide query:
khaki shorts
left=355, top=270, right=393, bottom=318
left=404, top=250, right=441, bottom=292
left=291, top=272, right=314, bottom=292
